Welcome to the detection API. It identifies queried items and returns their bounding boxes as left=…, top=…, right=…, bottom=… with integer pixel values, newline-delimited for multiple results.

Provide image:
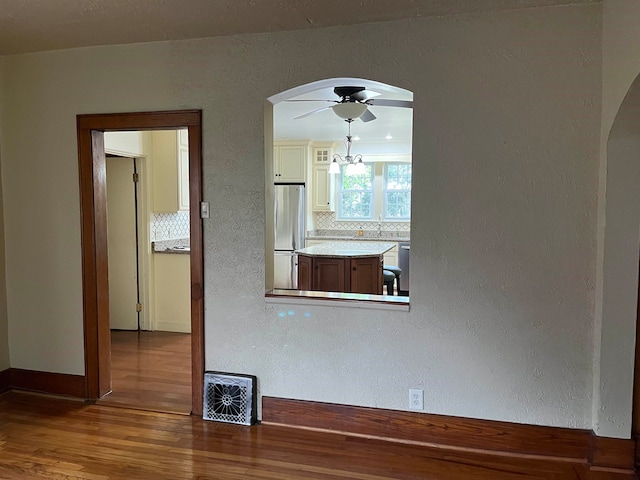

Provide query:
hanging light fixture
left=329, top=119, right=365, bottom=175
left=332, top=102, right=368, bottom=120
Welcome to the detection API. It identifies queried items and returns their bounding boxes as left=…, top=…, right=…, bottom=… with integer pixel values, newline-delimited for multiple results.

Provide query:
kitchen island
left=296, top=241, right=395, bottom=295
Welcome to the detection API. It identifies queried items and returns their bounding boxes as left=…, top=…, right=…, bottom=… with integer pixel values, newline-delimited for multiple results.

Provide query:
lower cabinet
left=153, top=253, right=191, bottom=333
left=350, top=256, right=382, bottom=294
left=298, top=255, right=382, bottom=294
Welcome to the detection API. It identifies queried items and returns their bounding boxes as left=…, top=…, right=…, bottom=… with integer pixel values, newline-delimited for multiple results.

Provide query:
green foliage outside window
left=384, top=164, right=411, bottom=219
left=339, top=165, right=373, bottom=219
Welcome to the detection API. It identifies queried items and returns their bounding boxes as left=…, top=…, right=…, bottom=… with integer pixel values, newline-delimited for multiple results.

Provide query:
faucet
left=377, top=215, right=382, bottom=236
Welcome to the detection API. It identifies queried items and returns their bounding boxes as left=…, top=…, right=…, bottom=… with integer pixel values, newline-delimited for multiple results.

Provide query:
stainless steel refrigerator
left=273, top=184, right=305, bottom=289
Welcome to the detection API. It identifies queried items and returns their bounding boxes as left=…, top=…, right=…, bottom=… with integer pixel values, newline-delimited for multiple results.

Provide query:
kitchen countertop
left=152, top=238, right=190, bottom=254
left=296, top=241, right=396, bottom=258
left=307, top=235, right=410, bottom=242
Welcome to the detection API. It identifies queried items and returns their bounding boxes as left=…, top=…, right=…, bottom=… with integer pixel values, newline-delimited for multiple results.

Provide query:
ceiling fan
left=288, top=86, right=413, bottom=123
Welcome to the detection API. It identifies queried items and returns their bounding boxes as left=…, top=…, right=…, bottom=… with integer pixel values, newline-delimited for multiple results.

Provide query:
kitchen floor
left=97, top=330, right=192, bottom=414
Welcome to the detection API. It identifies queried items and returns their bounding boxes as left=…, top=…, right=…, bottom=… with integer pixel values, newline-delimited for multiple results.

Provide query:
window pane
left=386, top=191, right=411, bottom=218
left=339, top=164, right=373, bottom=219
left=341, top=191, right=372, bottom=218
left=342, top=170, right=373, bottom=190
left=384, top=163, right=411, bottom=220
left=386, top=164, right=412, bottom=189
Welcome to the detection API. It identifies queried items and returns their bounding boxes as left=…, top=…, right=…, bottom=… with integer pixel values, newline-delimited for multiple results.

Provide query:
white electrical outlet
left=409, top=389, right=423, bottom=410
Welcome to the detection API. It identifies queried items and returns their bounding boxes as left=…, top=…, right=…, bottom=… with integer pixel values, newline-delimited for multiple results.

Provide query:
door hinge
left=136, top=303, right=143, bottom=312
left=133, top=173, right=140, bottom=183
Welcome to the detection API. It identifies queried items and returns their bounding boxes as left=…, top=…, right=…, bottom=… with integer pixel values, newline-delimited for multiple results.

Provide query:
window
left=338, top=164, right=374, bottom=219
left=337, top=162, right=412, bottom=221
left=384, top=163, right=411, bottom=220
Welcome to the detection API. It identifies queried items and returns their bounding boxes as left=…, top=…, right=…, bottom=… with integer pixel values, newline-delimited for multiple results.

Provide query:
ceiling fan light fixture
left=332, top=102, right=367, bottom=120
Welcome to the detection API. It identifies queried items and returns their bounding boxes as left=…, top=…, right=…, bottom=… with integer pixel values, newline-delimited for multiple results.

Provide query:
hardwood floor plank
left=0, top=392, right=636, bottom=479
left=97, top=330, right=191, bottom=414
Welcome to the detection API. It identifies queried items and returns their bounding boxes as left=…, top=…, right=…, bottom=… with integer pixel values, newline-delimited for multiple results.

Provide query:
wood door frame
left=77, top=110, right=204, bottom=415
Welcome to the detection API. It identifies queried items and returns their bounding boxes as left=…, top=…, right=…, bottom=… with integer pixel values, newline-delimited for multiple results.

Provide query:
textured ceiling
left=0, top=0, right=598, bottom=56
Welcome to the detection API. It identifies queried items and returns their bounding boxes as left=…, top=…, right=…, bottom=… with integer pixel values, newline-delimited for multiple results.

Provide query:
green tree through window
left=384, top=164, right=411, bottom=219
left=339, top=165, right=373, bottom=219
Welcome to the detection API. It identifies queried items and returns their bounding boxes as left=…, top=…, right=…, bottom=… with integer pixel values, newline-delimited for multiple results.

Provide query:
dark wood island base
left=298, top=254, right=383, bottom=294
left=296, top=241, right=397, bottom=295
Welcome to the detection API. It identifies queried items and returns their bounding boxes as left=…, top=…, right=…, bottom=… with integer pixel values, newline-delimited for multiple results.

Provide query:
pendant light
left=329, top=119, right=365, bottom=175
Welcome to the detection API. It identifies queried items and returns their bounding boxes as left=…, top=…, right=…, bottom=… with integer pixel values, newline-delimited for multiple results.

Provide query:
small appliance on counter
left=273, top=184, right=305, bottom=289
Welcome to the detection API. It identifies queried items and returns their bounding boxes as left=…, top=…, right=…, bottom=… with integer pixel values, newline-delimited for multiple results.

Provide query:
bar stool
left=384, top=265, right=402, bottom=295
left=383, top=269, right=396, bottom=295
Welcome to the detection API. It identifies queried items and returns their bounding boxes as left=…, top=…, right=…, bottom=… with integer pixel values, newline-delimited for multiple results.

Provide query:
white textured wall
left=593, top=0, right=640, bottom=438
left=1, top=5, right=603, bottom=429
left=0, top=57, right=9, bottom=371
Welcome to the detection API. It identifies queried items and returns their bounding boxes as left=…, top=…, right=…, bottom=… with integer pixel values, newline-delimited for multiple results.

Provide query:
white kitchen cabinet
left=313, top=145, right=332, bottom=164
left=312, top=164, right=335, bottom=211
left=274, top=143, right=307, bottom=182
left=104, top=131, right=146, bottom=157
left=153, top=252, right=191, bottom=333
left=153, top=129, right=189, bottom=213
left=178, top=129, right=189, bottom=212
left=310, top=143, right=335, bottom=211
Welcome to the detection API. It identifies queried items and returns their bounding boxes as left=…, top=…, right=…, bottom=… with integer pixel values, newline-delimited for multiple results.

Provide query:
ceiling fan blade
left=285, top=99, right=337, bottom=103
left=367, top=99, right=413, bottom=108
left=350, top=89, right=381, bottom=102
left=334, top=86, right=365, bottom=98
left=293, top=105, right=333, bottom=120
left=359, top=109, right=377, bottom=122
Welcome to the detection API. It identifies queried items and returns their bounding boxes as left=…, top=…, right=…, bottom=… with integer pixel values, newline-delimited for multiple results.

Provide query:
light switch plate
left=200, top=201, right=210, bottom=219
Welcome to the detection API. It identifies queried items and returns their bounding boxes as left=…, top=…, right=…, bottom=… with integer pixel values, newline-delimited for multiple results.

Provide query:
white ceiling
left=273, top=79, right=414, bottom=153
left=0, top=0, right=597, bottom=153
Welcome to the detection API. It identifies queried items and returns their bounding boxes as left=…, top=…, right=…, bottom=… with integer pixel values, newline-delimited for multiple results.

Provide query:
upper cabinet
left=311, top=143, right=335, bottom=212
left=177, top=129, right=189, bottom=212
left=312, top=145, right=332, bottom=165
left=153, top=129, right=189, bottom=213
left=274, top=143, right=307, bottom=183
left=104, top=131, right=147, bottom=157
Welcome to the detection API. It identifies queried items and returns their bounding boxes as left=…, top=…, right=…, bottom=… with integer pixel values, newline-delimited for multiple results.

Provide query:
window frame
left=337, top=164, right=375, bottom=220
left=383, top=162, right=412, bottom=220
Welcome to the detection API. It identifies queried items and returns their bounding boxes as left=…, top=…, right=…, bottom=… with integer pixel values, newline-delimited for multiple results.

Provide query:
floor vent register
left=203, top=371, right=257, bottom=425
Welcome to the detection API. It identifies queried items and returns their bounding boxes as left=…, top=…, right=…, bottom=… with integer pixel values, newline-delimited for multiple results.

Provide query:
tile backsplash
left=151, top=212, right=190, bottom=241
left=314, top=212, right=410, bottom=234
left=150, top=211, right=407, bottom=241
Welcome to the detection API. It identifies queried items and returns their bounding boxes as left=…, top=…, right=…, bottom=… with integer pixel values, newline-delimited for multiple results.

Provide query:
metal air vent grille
left=203, top=372, right=257, bottom=426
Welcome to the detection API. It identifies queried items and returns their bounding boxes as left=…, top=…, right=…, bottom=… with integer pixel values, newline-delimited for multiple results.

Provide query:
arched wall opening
left=264, top=78, right=413, bottom=305
left=596, top=72, right=640, bottom=438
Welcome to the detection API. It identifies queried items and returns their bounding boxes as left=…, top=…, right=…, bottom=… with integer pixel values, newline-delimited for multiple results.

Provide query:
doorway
left=77, top=110, right=204, bottom=416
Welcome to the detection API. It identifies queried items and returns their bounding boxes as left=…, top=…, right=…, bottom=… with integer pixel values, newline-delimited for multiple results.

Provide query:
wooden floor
left=97, top=330, right=191, bottom=414
left=0, top=391, right=636, bottom=480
